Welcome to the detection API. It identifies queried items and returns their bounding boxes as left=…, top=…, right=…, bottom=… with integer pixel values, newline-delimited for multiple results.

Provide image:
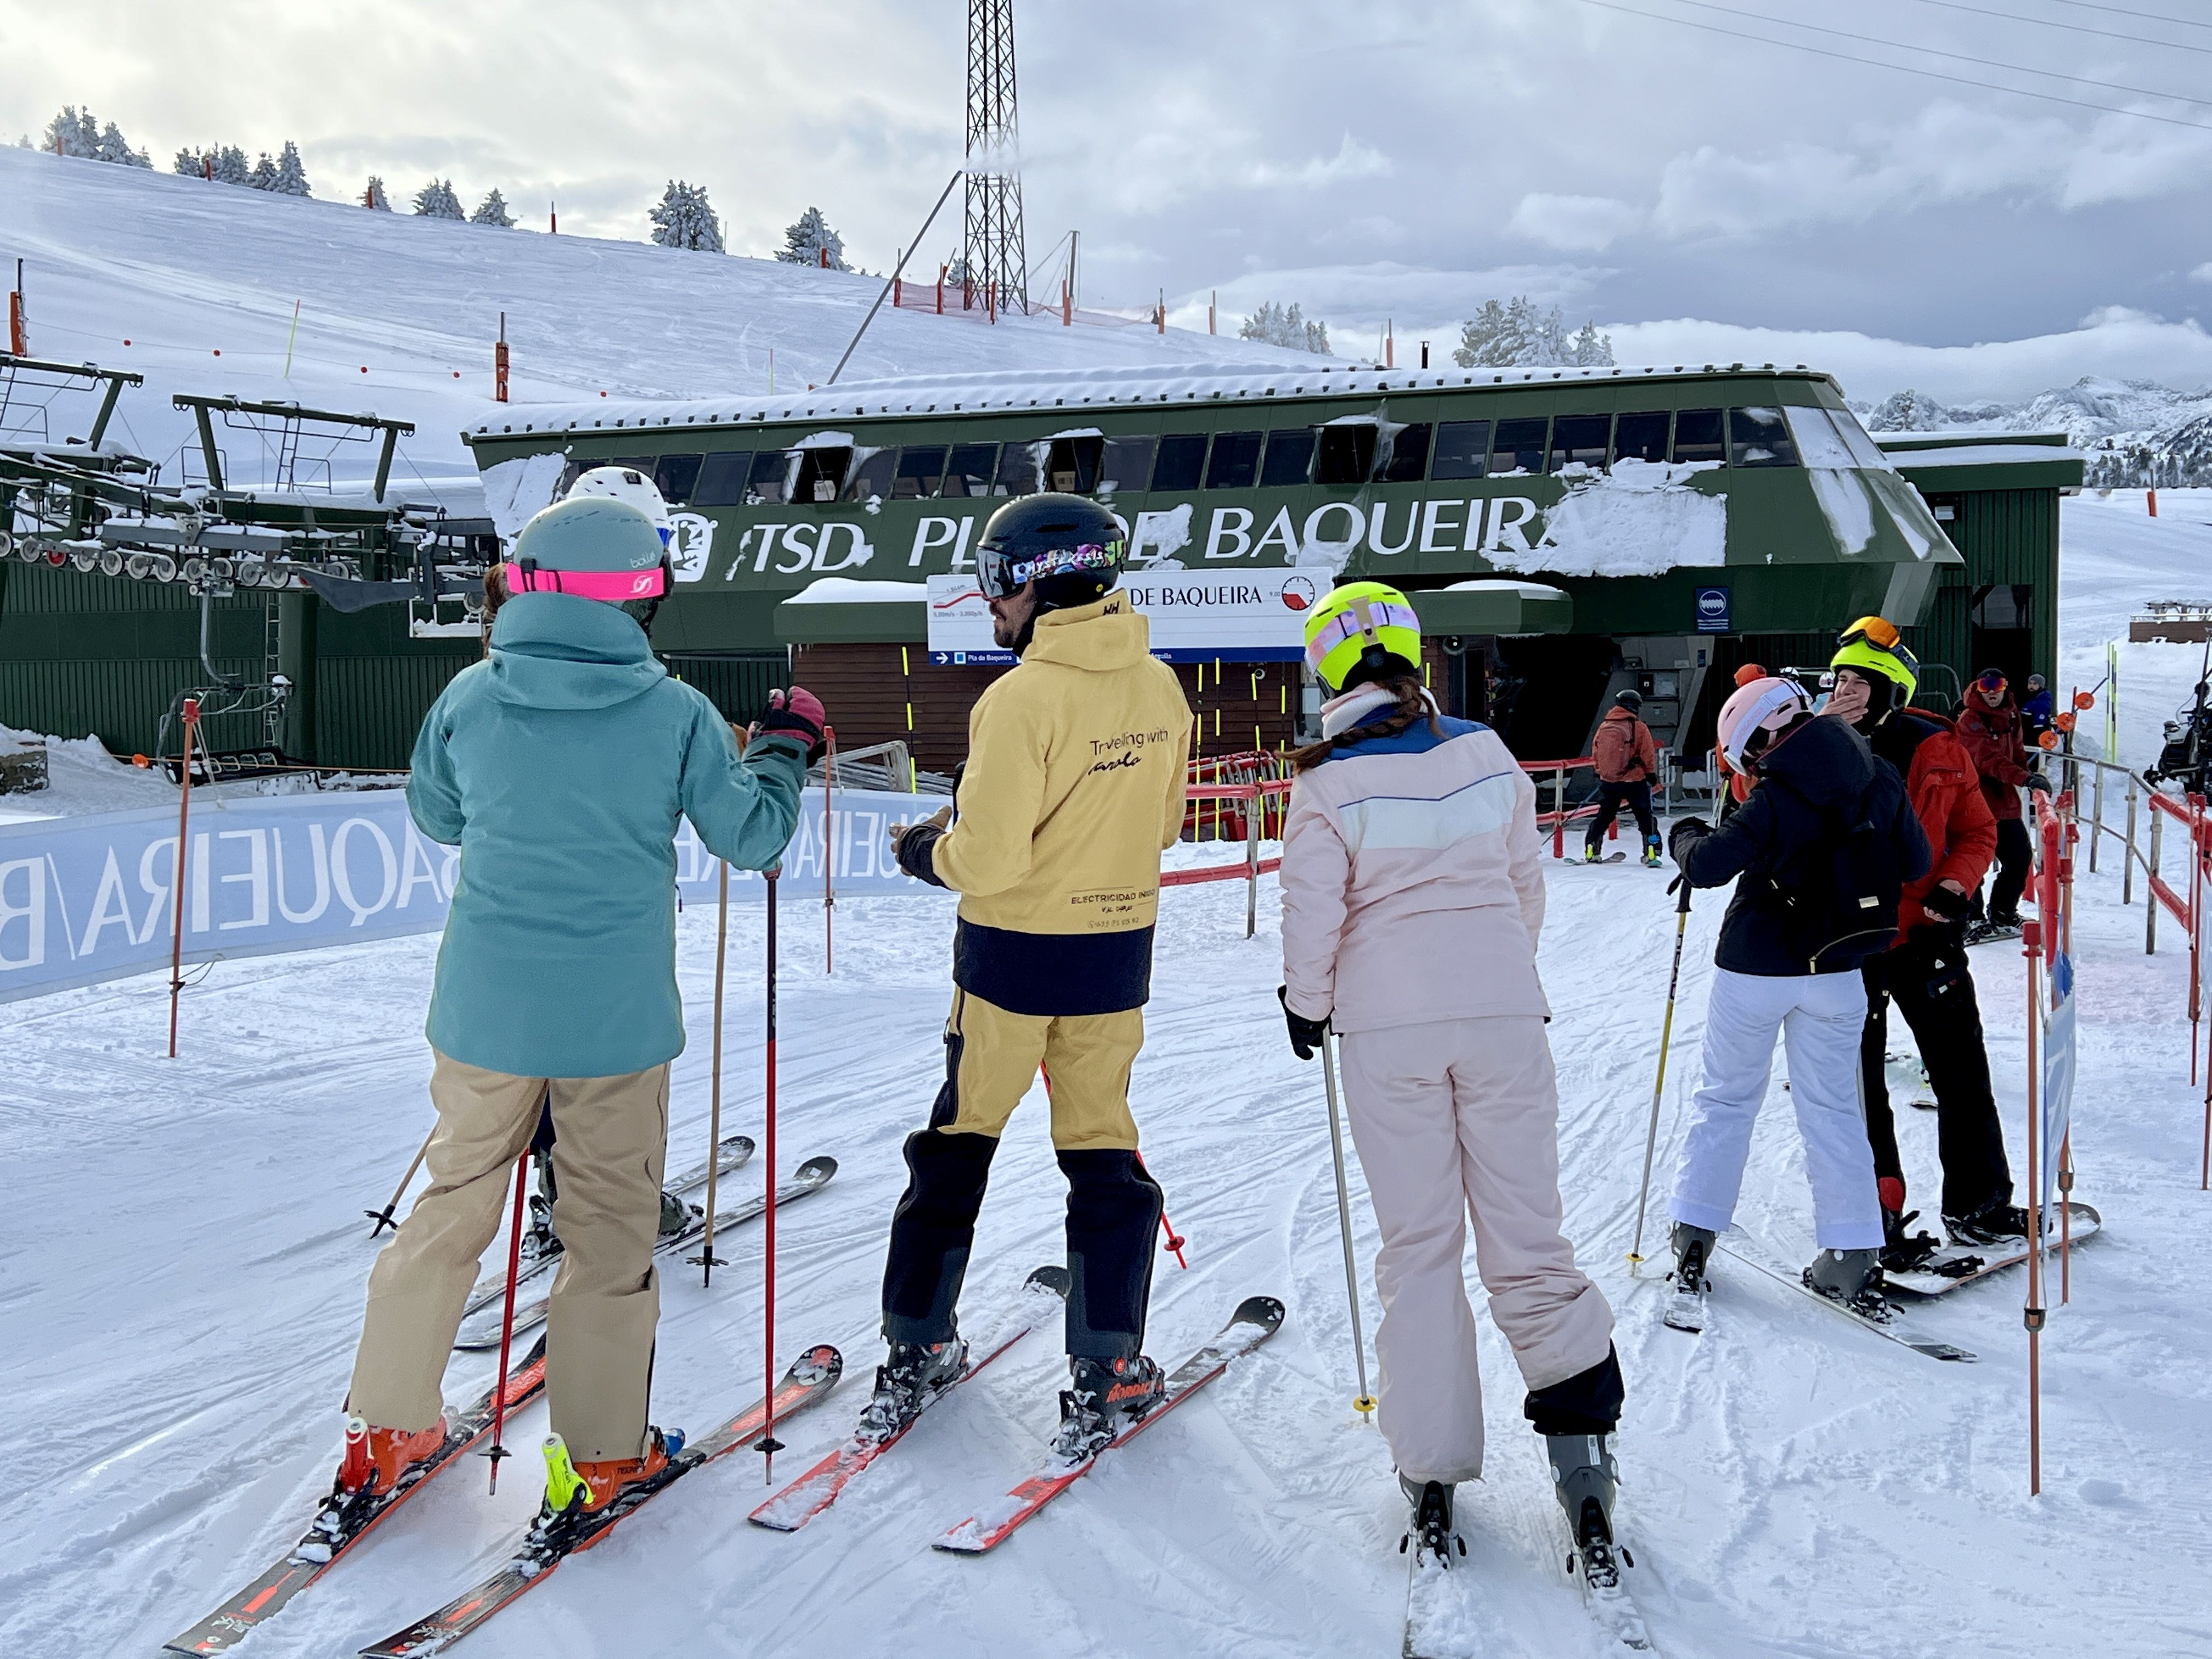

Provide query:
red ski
left=163, top=1338, right=550, bottom=1655
left=749, top=1267, right=1068, bottom=1534
left=932, top=1294, right=1283, bottom=1556
left=359, top=1345, right=842, bottom=1657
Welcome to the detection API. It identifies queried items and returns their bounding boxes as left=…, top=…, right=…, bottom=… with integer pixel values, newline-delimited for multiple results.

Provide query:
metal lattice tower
left=964, top=0, right=1028, bottom=314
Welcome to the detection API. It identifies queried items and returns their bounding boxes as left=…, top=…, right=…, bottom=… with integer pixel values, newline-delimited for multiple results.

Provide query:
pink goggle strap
left=501, top=562, right=667, bottom=601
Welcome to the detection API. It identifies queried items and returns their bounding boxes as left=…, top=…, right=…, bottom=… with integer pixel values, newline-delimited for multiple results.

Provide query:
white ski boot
left=1662, top=1222, right=1714, bottom=1333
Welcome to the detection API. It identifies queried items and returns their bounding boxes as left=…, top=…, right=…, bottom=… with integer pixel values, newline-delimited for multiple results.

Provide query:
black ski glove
left=1277, top=986, right=1329, bottom=1062
left=891, top=806, right=953, bottom=888
left=1920, top=881, right=1974, bottom=923
left=1667, top=816, right=1711, bottom=866
left=2026, top=771, right=2052, bottom=795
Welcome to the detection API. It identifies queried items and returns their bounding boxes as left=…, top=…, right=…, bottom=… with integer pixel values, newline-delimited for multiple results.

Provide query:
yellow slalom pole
left=1628, top=875, right=1695, bottom=1266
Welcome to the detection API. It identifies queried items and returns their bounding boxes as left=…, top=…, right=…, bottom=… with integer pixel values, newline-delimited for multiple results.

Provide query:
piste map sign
left=924, top=568, right=1316, bottom=665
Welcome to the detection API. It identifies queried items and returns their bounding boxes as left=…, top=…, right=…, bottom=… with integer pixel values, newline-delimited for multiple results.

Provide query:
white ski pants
left=1339, top=1016, right=1616, bottom=1486
left=1669, top=968, right=1883, bottom=1251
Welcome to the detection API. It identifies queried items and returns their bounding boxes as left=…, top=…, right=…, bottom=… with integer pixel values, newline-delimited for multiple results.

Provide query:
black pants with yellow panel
left=882, top=986, right=1164, bottom=1361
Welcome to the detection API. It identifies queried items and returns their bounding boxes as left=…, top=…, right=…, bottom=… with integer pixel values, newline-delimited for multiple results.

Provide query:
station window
left=1206, top=431, right=1263, bottom=489
left=1549, top=415, right=1610, bottom=473
left=692, top=452, right=752, bottom=507
left=608, top=455, right=654, bottom=476
left=1729, top=408, right=1799, bottom=468
left=842, top=447, right=897, bottom=503
left=652, top=453, right=703, bottom=505
left=1489, top=417, right=1549, bottom=476
left=1261, top=427, right=1316, bottom=488
left=1101, top=435, right=1156, bottom=494
left=1042, top=433, right=1104, bottom=493
left=1430, top=420, right=1491, bottom=480
left=1381, top=423, right=1432, bottom=483
left=1779, top=406, right=1857, bottom=470
left=1670, top=409, right=1725, bottom=466
left=1611, top=411, right=1670, bottom=466
left=893, top=446, right=946, bottom=499
left=1314, top=424, right=1377, bottom=484
left=942, top=443, right=1000, bottom=496
left=791, top=446, right=851, bottom=504
left=995, top=442, right=1041, bottom=496
left=1152, top=432, right=1208, bottom=492
left=555, top=459, right=585, bottom=495
left=746, top=450, right=791, bottom=505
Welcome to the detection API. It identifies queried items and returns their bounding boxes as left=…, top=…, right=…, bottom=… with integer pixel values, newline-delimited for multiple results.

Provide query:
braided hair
left=1290, top=673, right=1442, bottom=771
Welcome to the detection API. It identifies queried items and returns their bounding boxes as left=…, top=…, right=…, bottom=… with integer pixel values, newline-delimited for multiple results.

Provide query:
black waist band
left=953, top=918, right=1154, bottom=1016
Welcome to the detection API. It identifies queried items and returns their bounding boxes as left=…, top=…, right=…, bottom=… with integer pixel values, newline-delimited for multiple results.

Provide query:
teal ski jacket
left=408, top=591, right=806, bottom=1077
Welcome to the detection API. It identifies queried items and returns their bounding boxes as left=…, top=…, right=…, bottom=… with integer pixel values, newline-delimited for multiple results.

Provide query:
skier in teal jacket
left=343, top=491, right=825, bottom=1520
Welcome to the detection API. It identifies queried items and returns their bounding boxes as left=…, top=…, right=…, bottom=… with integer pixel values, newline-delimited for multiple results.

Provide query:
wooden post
left=495, top=310, right=510, bottom=404
left=936, top=265, right=945, bottom=314
left=1245, top=788, right=1260, bottom=939
left=166, top=698, right=200, bottom=1058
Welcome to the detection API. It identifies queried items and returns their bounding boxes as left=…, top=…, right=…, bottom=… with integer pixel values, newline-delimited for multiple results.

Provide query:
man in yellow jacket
left=882, top=494, right=1192, bottom=1455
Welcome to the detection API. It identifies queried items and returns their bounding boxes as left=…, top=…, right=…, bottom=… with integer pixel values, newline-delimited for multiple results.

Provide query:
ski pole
left=1318, top=1031, right=1376, bottom=1422
left=1045, top=1059, right=1189, bottom=1272
left=823, top=726, right=836, bottom=974
left=481, top=1146, right=531, bottom=1494
left=759, top=867, right=783, bottom=1480
left=365, top=1127, right=434, bottom=1238
left=1628, top=875, right=1695, bottom=1267
left=690, top=860, right=731, bottom=1285
left=166, top=697, right=200, bottom=1059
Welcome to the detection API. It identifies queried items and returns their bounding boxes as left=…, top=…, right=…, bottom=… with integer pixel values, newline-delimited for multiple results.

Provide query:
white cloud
left=1243, top=133, right=1393, bottom=191
left=2188, top=263, right=2212, bottom=285
left=1507, top=193, right=1641, bottom=252
left=1607, top=309, right=2212, bottom=405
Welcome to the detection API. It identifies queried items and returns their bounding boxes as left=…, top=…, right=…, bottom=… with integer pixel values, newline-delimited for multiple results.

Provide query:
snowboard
left=1885, top=1203, right=2102, bottom=1297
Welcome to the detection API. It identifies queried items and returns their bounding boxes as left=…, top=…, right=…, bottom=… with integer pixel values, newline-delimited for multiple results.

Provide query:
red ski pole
left=1042, top=1062, right=1188, bottom=1269
left=823, top=726, right=836, bottom=974
left=759, top=867, right=783, bottom=1479
left=482, top=1144, right=531, bottom=1493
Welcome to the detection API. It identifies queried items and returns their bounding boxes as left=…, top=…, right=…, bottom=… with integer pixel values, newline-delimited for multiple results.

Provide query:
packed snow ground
left=6, top=519, right=2211, bottom=1657
left=2, top=146, right=1311, bottom=502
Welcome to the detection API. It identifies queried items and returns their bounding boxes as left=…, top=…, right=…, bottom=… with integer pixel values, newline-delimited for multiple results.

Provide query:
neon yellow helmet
left=1304, top=580, right=1423, bottom=693
left=1830, top=615, right=1918, bottom=701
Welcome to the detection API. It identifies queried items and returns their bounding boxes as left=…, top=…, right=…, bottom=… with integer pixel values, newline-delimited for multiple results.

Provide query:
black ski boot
left=1662, top=1223, right=1714, bottom=1333
left=1804, top=1247, right=1889, bottom=1318
left=1052, top=1355, right=1164, bottom=1460
left=858, top=1337, right=968, bottom=1440
left=1546, top=1434, right=1627, bottom=1588
left=1943, top=1198, right=2032, bottom=1246
left=1398, top=1472, right=1464, bottom=1567
left=657, top=1189, right=693, bottom=1238
left=1880, top=1206, right=1943, bottom=1273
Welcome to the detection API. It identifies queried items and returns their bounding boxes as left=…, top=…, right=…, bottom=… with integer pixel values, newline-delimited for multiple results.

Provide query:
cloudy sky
left=8, top=0, right=2212, bottom=403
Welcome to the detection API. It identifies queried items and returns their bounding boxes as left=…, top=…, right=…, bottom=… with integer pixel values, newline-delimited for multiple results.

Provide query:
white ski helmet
left=1716, top=675, right=1812, bottom=772
left=565, top=465, right=672, bottom=551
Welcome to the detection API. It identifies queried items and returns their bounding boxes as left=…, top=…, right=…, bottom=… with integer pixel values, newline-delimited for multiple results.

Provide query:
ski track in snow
left=8, top=521, right=2212, bottom=1654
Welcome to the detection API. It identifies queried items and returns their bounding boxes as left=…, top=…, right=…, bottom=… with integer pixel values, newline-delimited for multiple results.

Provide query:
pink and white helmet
left=1716, top=675, right=1810, bottom=771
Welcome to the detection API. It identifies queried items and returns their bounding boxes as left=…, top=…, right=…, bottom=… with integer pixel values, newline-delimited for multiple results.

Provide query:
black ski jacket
left=1674, top=714, right=1930, bottom=977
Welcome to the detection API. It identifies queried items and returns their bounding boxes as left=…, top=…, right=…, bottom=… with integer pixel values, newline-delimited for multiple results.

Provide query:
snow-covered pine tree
left=1569, top=320, right=1615, bottom=367
left=95, top=122, right=151, bottom=168
left=44, top=107, right=98, bottom=158
left=174, top=147, right=200, bottom=176
left=1238, top=301, right=1331, bottom=354
left=1454, top=296, right=1611, bottom=368
left=777, top=206, right=845, bottom=269
left=249, top=153, right=279, bottom=190
left=470, top=188, right=515, bottom=227
left=215, top=145, right=250, bottom=184
left=650, top=180, right=725, bottom=252
left=364, top=175, right=392, bottom=210
left=270, top=140, right=310, bottom=196
left=413, top=178, right=465, bottom=219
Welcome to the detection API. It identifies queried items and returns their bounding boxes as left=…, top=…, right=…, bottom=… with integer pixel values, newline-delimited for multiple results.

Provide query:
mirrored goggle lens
left=1840, top=615, right=1901, bottom=651
left=976, top=551, right=1021, bottom=599
left=1976, top=671, right=2007, bottom=692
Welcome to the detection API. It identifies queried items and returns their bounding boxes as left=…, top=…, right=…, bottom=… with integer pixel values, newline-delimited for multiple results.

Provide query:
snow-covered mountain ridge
left=1860, top=376, right=2212, bottom=486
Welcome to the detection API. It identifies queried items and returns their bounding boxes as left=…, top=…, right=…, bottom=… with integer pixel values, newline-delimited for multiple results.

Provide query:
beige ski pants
left=346, top=1052, right=670, bottom=1460
left=1339, top=1016, right=1615, bottom=1485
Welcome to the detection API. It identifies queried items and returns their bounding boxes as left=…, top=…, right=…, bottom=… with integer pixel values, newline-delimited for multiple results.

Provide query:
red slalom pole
left=760, top=868, right=783, bottom=1479
left=823, top=727, right=836, bottom=974
left=166, top=697, right=200, bottom=1058
left=483, top=1145, right=531, bottom=1494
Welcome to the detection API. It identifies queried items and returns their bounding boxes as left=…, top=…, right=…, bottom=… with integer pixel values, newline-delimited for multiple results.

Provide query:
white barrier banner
left=2040, top=952, right=2076, bottom=1230
left=0, top=785, right=943, bottom=1003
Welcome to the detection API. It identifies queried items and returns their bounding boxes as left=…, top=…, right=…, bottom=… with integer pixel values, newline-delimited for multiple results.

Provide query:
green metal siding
left=663, top=652, right=787, bottom=725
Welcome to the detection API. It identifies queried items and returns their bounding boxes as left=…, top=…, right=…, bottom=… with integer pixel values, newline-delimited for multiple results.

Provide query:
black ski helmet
left=1615, top=689, right=1644, bottom=712
left=975, top=493, right=1127, bottom=611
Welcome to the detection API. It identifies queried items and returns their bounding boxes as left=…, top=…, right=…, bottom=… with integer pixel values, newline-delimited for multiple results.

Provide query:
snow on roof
left=784, top=577, right=926, bottom=605
left=466, top=360, right=1841, bottom=440
left=1884, top=443, right=2086, bottom=467
left=1442, top=578, right=1570, bottom=599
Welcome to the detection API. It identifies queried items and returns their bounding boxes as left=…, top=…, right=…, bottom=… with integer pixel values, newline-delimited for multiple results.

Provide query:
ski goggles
left=502, top=561, right=667, bottom=601
left=1839, top=615, right=1904, bottom=652
left=1303, top=594, right=1423, bottom=676
left=976, top=539, right=1119, bottom=600
left=1975, top=669, right=2008, bottom=694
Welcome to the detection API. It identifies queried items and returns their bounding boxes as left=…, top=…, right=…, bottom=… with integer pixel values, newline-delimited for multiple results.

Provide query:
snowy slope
left=2, top=148, right=1311, bottom=500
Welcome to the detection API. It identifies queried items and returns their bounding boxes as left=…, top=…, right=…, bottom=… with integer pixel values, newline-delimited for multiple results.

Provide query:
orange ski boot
left=336, top=1415, right=448, bottom=1496
left=539, top=1427, right=683, bottom=1521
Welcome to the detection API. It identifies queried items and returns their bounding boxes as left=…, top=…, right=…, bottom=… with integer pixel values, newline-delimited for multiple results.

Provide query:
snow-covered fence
left=0, top=785, right=943, bottom=1003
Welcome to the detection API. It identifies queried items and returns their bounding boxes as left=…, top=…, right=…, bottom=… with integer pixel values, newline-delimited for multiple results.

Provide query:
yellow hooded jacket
left=929, top=592, right=1193, bottom=1015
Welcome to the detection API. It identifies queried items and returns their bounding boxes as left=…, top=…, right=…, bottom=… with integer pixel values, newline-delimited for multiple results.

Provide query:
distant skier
left=2021, top=673, right=2054, bottom=740
left=340, top=492, right=821, bottom=1525
left=1585, top=688, right=1663, bottom=866
left=1822, top=620, right=2026, bottom=1256
left=1663, top=675, right=1930, bottom=1321
left=1955, top=668, right=2051, bottom=939
left=1276, top=580, right=1627, bottom=1579
left=881, top=494, right=1192, bottom=1457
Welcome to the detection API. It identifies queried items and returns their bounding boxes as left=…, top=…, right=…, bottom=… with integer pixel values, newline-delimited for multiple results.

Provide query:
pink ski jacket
left=1280, top=711, right=1550, bottom=1035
